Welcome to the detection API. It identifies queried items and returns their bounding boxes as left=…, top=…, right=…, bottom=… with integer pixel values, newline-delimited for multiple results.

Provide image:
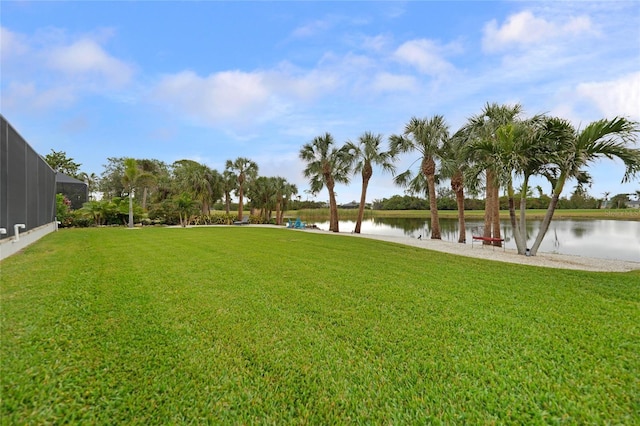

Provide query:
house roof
left=56, top=172, right=87, bottom=185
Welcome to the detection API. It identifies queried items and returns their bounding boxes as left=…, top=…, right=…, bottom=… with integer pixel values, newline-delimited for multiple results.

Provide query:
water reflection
left=313, top=218, right=640, bottom=262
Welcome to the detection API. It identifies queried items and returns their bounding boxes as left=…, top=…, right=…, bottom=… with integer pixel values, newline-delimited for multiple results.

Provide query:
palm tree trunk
left=491, top=180, right=501, bottom=247
left=128, top=191, right=134, bottom=228
left=276, top=198, right=282, bottom=225
left=422, top=157, right=441, bottom=240
left=519, top=176, right=529, bottom=245
left=142, top=187, right=149, bottom=211
left=237, top=186, right=244, bottom=220
left=427, top=174, right=441, bottom=239
left=507, top=183, right=526, bottom=254
left=225, top=193, right=231, bottom=214
left=530, top=193, right=560, bottom=255
left=451, top=171, right=465, bottom=243
left=483, top=171, right=494, bottom=245
left=328, top=188, right=339, bottom=232
left=530, top=175, right=567, bottom=255
left=355, top=176, right=370, bottom=234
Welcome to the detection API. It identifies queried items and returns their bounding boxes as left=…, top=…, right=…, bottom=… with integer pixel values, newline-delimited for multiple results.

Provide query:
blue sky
left=2, top=1, right=639, bottom=204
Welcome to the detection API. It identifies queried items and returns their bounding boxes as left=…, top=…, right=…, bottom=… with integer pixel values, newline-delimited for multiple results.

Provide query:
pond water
left=313, top=217, right=640, bottom=262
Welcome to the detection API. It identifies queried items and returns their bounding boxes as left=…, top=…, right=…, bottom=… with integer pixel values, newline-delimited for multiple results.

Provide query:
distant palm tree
left=175, top=193, right=196, bottom=227
left=345, top=132, right=396, bottom=234
left=279, top=181, right=298, bottom=225
left=390, top=115, right=449, bottom=239
left=222, top=170, right=237, bottom=214
left=226, top=157, right=258, bottom=220
left=530, top=116, right=640, bottom=255
left=248, top=176, right=275, bottom=221
left=121, top=158, right=154, bottom=228
left=136, top=159, right=167, bottom=210
left=270, top=177, right=298, bottom=226
left=173, top=160, right=221, bottom=215
left=77, top=172, right=100, bottom=200
left=299, top=133, right=352, bottom=232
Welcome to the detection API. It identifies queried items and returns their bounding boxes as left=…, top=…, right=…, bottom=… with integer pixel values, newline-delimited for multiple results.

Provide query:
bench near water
left=471, top=235, right=505, bottom=251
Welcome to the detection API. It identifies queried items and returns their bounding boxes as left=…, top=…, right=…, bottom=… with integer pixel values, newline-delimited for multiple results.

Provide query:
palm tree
left=601, top=191, right=611, bottom=209
left=462, top=103, right=524, bottom=246
left=279, top=181, right=298, bottom=225
left=173, top=160, right=221, bottom=215
left=299, top=132, right=352, bottom=232
left=248, top=176, right=275, bottom=221
left=530, top=116, right=640, bottom=255
left=136, top=159, right=168, bottom=210
left=221, top=170, right=237, bottom=214
left=121, top=158, right=154, bottom=228
left=345, top=132, right=396, bottom=234
left=269, top=177, right=298, bottom=226
left=226, top=157, right=258, bottom=220
left=441, top=130, right=470, bottom=243
left=77, top=172, right=100, bottom=200
left=390, top=115, right=449, bottom=239
left=175, top=193, right=196, bottom=227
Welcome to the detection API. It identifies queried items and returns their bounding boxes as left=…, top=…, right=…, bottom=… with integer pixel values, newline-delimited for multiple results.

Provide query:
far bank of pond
left=301, top=214, right=640, bottom=263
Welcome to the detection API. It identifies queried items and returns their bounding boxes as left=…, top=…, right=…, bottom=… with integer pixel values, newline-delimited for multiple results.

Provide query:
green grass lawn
left=1, top=227, right=639, bottom=424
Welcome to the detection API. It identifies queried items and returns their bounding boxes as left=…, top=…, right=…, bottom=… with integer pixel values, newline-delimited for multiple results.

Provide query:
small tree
left=45, top=149, right=81, bottom=177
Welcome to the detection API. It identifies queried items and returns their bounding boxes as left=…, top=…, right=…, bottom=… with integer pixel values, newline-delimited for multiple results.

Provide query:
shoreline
left=297, top=227, right=640, bottom=273
left=168, top=224, right=639, bottom=272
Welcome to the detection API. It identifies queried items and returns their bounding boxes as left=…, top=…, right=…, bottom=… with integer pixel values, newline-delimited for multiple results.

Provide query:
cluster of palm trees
left=299, top=103, right=640, bottom=256
left=106, top=156, right=297, bottom=228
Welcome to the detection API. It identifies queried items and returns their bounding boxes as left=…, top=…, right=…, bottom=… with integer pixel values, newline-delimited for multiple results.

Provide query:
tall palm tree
left=299, top=132, right=352, bottom=232
left=345, top=132, right=396, bottom=234
left=122, top=158, right=155, bottom=228
left=390, top=115, right=449, bottom=239
left=225, top=157, right=258, bottom=220
left=441, top=130, right=470, bottom=243
left=466, top=114, right=549, bottom=254
left=530, top=116, right=640, bottom=255
left=462, top=103, right=524, bottom=246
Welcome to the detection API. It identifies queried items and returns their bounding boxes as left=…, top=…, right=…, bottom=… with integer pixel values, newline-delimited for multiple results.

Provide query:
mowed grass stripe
left=1, top=227, right=638, bottom=424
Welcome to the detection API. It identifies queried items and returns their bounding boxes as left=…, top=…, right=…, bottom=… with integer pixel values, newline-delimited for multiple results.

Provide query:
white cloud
left=483, top=10, right=594, bottom=53
left=47, top=38, right=133, bottom=87
left=393, top=39, right=455, bottom=77
left=0, top=26, right=29, bottom=58
left=292, top=19, right=332, bottom=38
left=1, top=27, right=135, bottom=112
left=576, top=72, right=640, bottom=120
left=371, top=72, right=416, bottom=93
left=152, top=70, right=271, bottom=124
left=2, top=81, right=76, bottom=110
left=360, top=34, right=391, bottom=52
